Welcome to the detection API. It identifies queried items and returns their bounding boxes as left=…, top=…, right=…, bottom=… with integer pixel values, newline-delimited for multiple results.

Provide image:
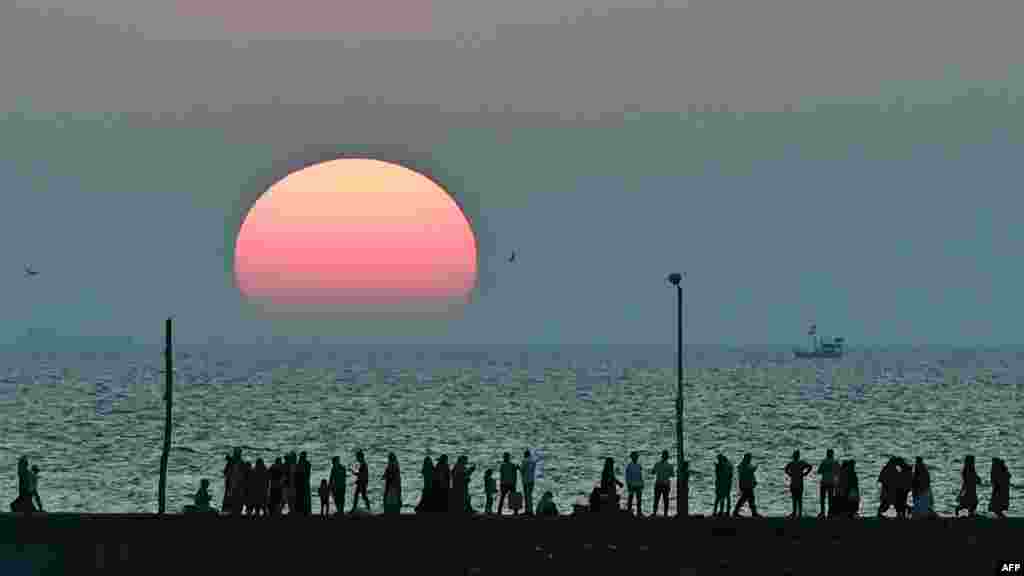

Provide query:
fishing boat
left=793, top=324, right=844, bottom=359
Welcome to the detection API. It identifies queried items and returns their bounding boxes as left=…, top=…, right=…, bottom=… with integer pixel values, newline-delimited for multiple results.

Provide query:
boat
left=793, top=324, right=844, bottom=359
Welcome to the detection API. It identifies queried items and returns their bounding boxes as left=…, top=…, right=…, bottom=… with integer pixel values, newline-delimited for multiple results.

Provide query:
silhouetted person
left=285, top=453, right=299, bottom=516
left=462, top=456, right=477, bottom=513
left=955, top=455, right=982, bottom=517
left=817, top=449, right=837, bottom=518
left=231, top=453, right=248, bottom=515
left=833, top=460, right=849, bottom=518
left=299, top=451, right=312, bottom=516
left=521, top=450, right=538, bottom=515
left=270, top=455, right=286, bottom=512
left=10, top=456, right=33, bottom=513
left=589, top=484, right=602, bottom=513
left=231, top=448, right=247, bottom=515
left=680, top=460, right=693, bottom=515
left=988, top=457, right=1010, bottom=518
left=350, top=450, right=370, bottom=512
left=17, top=456, right=29, bottom=499
left=651, top=450, right=674, bottom=517
left=911, top=457, right=934, bottom=518
left=451, top=456, right=468, bottom=514
left=28, top=465, right=42, bottom=512
left=329, top=456, right=346, bottom=516
left=842, top=460, right=860, bottom=518
left=221, top=453, right=232, bottom=512
left=270, top=456, right=281, bottom=514
left=713, top=454, right=732, bottom=517
left=185, top=478, right=214, bottom=513
left=319, top=479, right=330, bottom=517
left=284, top=452, right=297, bottom=514
left=484, top=469, right=497, bottom=514
left=247, top=460, right=259, bottom=515
left=416, top=456, right=433, bottom=513
left=497, top=452, right=518, bottom=515
left=732, top=453, right=760, bottom=517
left=238, top=460, right=252, bottom=515
left=877, top=457, right=903, bottom=518
left=625, top=451, right=644, bottom=516
left=784, top=450, right=812, bottom=518
left=432, top=454, right=451, bottom=513
left=897, top=457, right=913, bottom=518
left=600, top=457, right=623, bottom=511
left=536, top=491, right=558, bottom=517
left=253, top=457, right=270, bottom=516
left=383, top=452, right=402, bottom=515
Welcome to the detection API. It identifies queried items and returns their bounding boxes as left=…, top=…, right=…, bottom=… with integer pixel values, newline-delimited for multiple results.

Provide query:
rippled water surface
left=2, top=345, right=1023, bottom=517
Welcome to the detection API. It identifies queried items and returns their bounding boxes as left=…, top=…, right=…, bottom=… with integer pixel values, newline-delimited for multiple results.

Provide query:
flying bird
left=24, top=266, right=38, bottom=277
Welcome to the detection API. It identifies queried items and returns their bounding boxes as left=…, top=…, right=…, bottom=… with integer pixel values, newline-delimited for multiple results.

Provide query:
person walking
left=732, top=453, right=761, bottom=518
left=350, top=450, right=371, bottom=513
left=955, top=455, right=982, bottom=518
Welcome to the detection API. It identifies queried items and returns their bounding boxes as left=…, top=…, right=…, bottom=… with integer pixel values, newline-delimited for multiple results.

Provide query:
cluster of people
left=952, top=455, right=1012, bottom=519
left=215, top=448, right=313, bottom=516
left=8, top=456, right=43, bottom=513
left=188, top=447, right=549, bottom=517
left=419, top=450, right=546, bottom=516
left=587, top=451, right=683, bottom=516
left=9, top=446, right=1015, bottom=518
left=415, top=454, right=475, bottom=514
left=198, top=447, right=371, bottom=517
left=580, top=448, right=1015, bottom=520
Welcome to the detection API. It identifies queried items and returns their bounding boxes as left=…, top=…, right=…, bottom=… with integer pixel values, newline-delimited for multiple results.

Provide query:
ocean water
left=1, top=344, right=1022, bottom=517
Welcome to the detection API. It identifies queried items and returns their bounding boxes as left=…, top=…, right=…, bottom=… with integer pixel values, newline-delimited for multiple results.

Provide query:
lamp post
left=667, top=272, right=687, bottom=518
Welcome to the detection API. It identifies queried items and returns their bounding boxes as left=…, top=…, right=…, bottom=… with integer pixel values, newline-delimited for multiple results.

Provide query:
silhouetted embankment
left=1, top=513, right=1015, bottom=575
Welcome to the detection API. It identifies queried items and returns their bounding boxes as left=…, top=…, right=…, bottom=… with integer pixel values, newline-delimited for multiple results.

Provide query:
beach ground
left=1, top=513, right=1017, bottom=575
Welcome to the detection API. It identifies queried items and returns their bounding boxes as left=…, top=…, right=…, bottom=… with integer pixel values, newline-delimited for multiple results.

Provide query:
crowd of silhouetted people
left=8, top=447, right=1016, bottom=519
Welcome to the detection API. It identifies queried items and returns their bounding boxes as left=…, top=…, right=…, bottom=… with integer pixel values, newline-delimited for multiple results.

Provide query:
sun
left=234, top=158, right=477, bottom=314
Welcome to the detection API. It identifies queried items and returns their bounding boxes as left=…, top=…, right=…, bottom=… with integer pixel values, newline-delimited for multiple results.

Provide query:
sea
left=1, top=344, right=1022, bottom=517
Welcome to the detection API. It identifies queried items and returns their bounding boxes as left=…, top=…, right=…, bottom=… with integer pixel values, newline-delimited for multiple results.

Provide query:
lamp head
left=667, top=272, right=683, bottom=286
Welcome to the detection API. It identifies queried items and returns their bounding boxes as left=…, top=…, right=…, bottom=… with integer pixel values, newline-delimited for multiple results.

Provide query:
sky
left=1, top=0, right=1022, bottom=346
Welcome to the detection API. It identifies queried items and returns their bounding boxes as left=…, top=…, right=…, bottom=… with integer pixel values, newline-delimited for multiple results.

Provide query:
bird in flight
left=508, top=251, right=516, bottom=263
left=24, top=265, right=38, bottom=277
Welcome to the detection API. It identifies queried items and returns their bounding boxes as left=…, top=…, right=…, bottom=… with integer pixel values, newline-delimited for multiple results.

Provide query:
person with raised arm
left=784, top=450, right=813, bottom=518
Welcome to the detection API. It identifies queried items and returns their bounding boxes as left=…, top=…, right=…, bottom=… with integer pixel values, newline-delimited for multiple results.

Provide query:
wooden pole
left=158, top=317, right=173, bottom=515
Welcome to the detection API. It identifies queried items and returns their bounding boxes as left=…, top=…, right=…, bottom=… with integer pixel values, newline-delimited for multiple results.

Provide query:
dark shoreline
left=2, top=513, right=1018, bottom=574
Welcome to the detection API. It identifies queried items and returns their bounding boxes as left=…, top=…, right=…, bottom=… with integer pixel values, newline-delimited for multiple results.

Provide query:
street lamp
left=667, top=272, right=687, bottom=518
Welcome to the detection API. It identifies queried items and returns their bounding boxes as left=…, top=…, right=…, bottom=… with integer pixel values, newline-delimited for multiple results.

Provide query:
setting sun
left=234, top=159, right=477, bottom=312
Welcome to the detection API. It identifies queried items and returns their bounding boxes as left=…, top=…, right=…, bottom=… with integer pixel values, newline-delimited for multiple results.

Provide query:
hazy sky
left=1, top=1, right=1022, bottom=346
